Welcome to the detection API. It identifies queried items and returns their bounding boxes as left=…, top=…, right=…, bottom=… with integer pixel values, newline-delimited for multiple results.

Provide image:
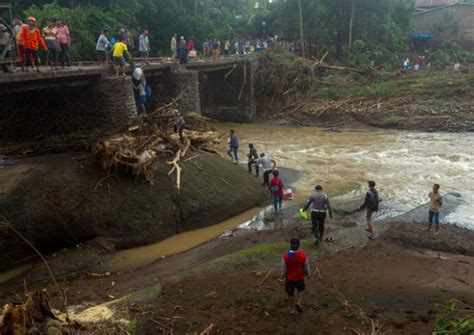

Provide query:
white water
left=217, top=124, right=474, bottom=228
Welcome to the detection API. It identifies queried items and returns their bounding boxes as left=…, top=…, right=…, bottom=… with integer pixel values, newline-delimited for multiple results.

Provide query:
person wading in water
left=359, top=180, right=379, bottom=240
left=255, top=153, right=276, bottom=187
left=427, top=183, right=443, bottom=235
left=280, top=238, right=311, bottom=314
left=269, top=170, right=285, bottom=214
left=303, top=185, right=333, bottom=245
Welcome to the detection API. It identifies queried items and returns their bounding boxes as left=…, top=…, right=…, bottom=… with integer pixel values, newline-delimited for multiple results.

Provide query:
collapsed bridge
left=0, top=56, right=257, bottom=141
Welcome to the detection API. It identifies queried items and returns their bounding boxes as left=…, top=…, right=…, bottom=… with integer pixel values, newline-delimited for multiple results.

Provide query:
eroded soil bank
left=1, top=200, right=473, bottom=334
left=256, top=50, right=474, bottom=132
left=0, top=152, right=268, bottom=271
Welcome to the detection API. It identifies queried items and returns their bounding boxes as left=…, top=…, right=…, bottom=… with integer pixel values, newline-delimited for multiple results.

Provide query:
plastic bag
left=299, top=209, right=308, bottom=220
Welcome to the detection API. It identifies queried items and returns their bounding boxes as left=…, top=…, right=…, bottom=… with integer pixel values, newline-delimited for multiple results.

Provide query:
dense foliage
left=10, top=0, right=417, bottom=65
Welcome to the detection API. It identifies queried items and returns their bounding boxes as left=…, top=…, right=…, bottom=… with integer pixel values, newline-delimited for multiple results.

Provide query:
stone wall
left=0, top=77, right=137, bottom=141
left=147, top=71, right=201, bottom=114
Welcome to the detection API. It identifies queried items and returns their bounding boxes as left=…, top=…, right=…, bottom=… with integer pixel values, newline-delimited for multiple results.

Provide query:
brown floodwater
left=105, top=207, right=263, bottom=272
left=216, top=123, right=474, bottom=227
left=2, top=124, right=472, bottom=277
left=105, top=124, right=473, bottom=272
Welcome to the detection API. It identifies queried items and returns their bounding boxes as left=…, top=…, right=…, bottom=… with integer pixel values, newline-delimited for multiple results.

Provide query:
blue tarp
left=410, top=33, right=434, bottom=39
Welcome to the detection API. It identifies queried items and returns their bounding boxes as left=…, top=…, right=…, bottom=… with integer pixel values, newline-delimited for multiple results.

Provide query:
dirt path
left=138, top=237, right=474, bottom=334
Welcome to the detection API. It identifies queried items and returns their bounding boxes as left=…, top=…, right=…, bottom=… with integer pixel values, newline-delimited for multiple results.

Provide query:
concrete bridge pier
left=197, top=60, right=256, bottom=122
left=94, top=77, right=138, bottom=126
left=147, top=71, right=201, bottom=114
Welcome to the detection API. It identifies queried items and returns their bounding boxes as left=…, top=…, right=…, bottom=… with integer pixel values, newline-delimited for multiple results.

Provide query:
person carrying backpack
left=269, top=170, right=285, bottom=214
left=303, top=185, right=333, bottom=244
left=359, top=180, right=379, bottom=240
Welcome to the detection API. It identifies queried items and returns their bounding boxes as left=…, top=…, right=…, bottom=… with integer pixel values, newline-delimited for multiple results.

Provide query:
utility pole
left=298, top=0, right=305, bottom=58
left=348, top=0, right=355, bottom=55
left=195, top=0, right=197, bottom=16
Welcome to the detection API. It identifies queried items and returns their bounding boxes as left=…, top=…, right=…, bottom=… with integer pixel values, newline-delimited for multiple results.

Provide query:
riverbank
left=256, top=50, right=474, bottom=132
left=0, top=151, right=268, bottom=272
left=2, top=209, right=472, bottom=334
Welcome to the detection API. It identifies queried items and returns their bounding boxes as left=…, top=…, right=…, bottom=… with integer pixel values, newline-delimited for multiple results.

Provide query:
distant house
left=411, top=1, right=474, bottom=49
left=415, top=0, right=458, bottom=12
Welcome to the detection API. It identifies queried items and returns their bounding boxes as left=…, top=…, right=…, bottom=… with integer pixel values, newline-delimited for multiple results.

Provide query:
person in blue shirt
left=227, top=129, right=239, bottom=163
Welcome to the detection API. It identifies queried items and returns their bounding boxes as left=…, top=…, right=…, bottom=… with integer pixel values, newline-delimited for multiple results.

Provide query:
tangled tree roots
left=93, top=111, right=221, bottom=186
left=0, top=289, right=65, bottom=335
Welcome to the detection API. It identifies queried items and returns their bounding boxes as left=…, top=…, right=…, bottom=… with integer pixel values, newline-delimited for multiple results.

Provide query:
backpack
left=270, top=179, right=282, bottom=194
left=146, top=84, right=152, bottom=97
left=367, top=190, right=379, bottom=211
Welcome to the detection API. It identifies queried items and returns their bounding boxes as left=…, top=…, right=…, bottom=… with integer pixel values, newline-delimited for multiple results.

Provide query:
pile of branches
left=0, top=289, right=72, bottom=335
left=93, top=107, right=221, bottom=188
left=255, top=47, right=382, bottom=119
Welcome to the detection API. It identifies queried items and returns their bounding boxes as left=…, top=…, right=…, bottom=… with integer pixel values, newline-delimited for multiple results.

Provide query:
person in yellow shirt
left=112, top=36, right=129, bottom=76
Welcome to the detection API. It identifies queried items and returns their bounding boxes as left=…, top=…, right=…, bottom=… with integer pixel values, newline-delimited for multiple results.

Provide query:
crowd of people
left=1, top=16, right=71, bottom=72
left=1, top=13, right=276, bottom=74
left=224, top=130, right=445, bottom=314
left=280, top=181, right=443, bottom=314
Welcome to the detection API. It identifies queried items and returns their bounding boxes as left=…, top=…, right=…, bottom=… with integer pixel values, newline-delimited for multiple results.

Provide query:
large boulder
left=381, top=192, right=463, bottom=224
left=0, top=153, right=268, bottom=271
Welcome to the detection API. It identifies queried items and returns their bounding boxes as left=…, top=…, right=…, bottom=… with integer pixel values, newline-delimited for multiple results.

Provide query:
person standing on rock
left=270, top=170, right=285, bottom=214
left=247, top=143, right=259, bottom=177
left=281, top=238, right=311, bottom=314
left=256, top=153, right=276, bottom=187
left=359, top=180, right=379, bottom=240
left=303, top=185, right=333, bottom=244
left=227, top=130, right=239, bottom=163
left=173, top=110, right=186, bottom=144
left=428, top=184, right=443, bottom=235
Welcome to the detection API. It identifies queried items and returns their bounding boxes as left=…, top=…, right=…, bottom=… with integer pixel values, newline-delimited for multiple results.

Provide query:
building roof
left=416, top=0, right=457, bottom=7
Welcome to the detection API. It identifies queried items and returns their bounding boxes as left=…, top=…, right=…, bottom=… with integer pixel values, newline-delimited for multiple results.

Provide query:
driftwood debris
left=94, top=110, right=220, bottom=187
left=0, top=290, right=64, bottom=335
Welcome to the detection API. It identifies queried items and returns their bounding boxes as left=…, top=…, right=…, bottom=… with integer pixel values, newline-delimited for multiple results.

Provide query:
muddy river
left=216, top=123, right=474, bottom=228
left=102, top=124, right=473, bottom=272
left=2, top=124, right=472, bottom=278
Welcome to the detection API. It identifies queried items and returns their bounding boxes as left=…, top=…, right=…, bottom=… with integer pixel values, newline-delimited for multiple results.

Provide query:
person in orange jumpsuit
left=17, top=16, right=47, bottom=72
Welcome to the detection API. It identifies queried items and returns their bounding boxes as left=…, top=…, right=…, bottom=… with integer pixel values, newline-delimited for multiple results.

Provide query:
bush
left=434, top=299, right=474, bottom=335
left=430, top=42, right=474, bottom=69
left=25, top=2, right=124, bottom=61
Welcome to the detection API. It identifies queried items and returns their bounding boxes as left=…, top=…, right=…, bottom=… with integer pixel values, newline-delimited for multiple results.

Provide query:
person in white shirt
left=139, top=30, right=150, bottom=65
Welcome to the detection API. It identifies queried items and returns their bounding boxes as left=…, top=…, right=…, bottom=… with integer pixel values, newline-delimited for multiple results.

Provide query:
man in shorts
left=359, top=180, right=379, bottom=240
left=281, top=238, right=311, bottom=314
left=112, top=36, right=129, bottom=76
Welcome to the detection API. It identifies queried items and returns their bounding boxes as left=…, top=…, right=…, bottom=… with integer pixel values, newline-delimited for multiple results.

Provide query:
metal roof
left=416, top=0, right=457, bottom=7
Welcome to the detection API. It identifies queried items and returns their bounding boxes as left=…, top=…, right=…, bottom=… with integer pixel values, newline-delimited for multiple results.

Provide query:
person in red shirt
left=281, top=238, right=311, bottom=314
left=17, top=16, right=47, bottom=72
left=269, top=170, right=285, bottom=214
left=187, top=39, right=194, bottom=51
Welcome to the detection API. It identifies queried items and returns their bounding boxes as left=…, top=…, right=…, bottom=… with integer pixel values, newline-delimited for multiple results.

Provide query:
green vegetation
left=11, top=0, right=415, bottom=65
left=312, top=70, right=474, bottom=101
left=434, top=299, right=474, bottom=335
